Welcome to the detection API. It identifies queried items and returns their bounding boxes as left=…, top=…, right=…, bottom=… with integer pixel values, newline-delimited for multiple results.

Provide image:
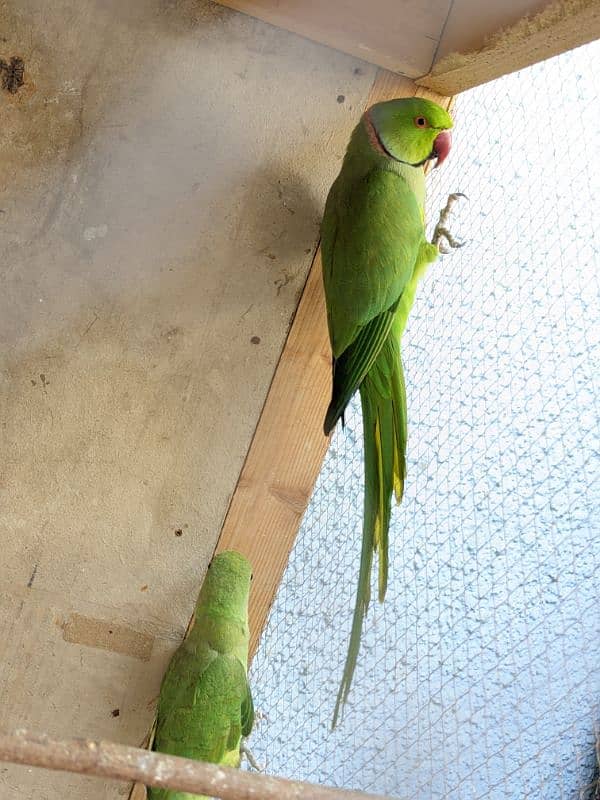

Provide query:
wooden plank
left=211, top=0, right=451, bottom=78
left=216, top=70, right=452, bottom=660
left=419, top=0, right=600, bottom=95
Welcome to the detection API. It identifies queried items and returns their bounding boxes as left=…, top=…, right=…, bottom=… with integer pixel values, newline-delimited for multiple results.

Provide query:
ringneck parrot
left=148, top=550, right=254, bottom=800
left=321, top=97, right=454, bottom=726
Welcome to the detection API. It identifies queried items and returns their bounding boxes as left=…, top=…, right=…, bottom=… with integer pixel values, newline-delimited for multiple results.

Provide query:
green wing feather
left=322, top=167, right=423, bottom=359
left=148, top=649, right=252, bottom=800
left=323, top=299, right=399, bottom=434
left=147, top=552, right=253, bottom=800
left=240, top=682, right=254, bottom=738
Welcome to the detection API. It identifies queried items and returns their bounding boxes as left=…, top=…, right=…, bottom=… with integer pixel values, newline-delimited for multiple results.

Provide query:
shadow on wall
left=0, top=0, right=340, bottom=355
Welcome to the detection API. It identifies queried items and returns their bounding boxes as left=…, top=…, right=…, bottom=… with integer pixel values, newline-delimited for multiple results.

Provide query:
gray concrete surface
left=0, top=2, right=376, bottom=797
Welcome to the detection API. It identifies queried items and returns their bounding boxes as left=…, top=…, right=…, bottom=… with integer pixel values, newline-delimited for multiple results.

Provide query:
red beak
left=432, top=130, right=452, bottom=167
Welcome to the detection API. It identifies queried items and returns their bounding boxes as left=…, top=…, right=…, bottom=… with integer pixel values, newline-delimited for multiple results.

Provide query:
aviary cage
left=0, top=3, right=598, bottom=800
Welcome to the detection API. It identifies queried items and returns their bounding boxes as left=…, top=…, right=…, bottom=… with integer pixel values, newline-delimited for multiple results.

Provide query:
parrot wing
left=323, top=297, right=400, bottom=433
left=321, top=166, right=424, bottom=432
left=153, top=649, right=250, bottom=766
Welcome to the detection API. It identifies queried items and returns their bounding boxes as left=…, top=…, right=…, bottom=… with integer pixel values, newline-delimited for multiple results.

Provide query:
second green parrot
left=321, top=97, right=456, bottom=725
left=148, top=550, right=254, bottom=800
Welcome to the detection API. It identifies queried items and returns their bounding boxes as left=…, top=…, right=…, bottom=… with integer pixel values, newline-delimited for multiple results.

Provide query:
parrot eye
left=414, top=116, right=429, bottom=128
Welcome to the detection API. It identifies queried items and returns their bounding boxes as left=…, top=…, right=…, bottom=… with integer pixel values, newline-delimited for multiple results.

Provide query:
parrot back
left=148, top=551, right=253, bottom=799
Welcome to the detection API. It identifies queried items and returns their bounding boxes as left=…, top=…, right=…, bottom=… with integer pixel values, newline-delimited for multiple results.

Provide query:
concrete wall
left=0, top=1, right=376, bottom=796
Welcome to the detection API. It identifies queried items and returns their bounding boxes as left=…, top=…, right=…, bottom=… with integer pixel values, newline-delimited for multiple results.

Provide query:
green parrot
left=147, top=550, right=254, bottom=800
left=321, top=97, right=458, bottom=726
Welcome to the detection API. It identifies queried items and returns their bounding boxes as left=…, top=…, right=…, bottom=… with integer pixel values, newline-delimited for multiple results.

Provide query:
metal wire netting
left=248, top=40, right=600, bottom=800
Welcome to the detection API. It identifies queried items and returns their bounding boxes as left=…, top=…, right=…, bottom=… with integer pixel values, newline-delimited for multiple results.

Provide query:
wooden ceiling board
left=212, top=0, right=454, bottom=76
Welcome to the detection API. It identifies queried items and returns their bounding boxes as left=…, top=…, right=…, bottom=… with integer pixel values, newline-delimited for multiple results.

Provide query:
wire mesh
left=248, top=40, right=600, bottom=800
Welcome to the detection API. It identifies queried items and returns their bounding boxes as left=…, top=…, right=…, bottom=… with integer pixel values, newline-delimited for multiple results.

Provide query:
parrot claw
left=241, top=740, right=265, bottom=772
left=432, top=192, right=467, bottom=253
left=434, top=226, right=464, bottom=253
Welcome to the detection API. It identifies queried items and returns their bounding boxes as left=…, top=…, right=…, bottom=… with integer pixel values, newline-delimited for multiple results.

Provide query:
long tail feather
left=332, top=337, right=407, bottom=727
left=331, top=385, right=377, bottom=729
left=390, top=346, right=407, bottom=503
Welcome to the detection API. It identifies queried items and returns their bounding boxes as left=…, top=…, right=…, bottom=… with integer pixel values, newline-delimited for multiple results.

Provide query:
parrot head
left=364, top=97, right=453, bottom=168
left=197, top=550, right=253, bottom=619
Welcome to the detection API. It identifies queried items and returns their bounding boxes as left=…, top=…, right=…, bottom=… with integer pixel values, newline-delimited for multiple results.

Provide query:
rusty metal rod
left=0, top=729, right=397, bottom=800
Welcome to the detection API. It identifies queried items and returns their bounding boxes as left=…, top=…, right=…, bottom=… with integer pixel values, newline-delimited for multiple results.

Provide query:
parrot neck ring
left=364, top=110, right=442, bottom=168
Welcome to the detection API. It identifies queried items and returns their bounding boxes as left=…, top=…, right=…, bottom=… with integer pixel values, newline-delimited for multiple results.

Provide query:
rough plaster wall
left=0, top=1, right=376, bottom=797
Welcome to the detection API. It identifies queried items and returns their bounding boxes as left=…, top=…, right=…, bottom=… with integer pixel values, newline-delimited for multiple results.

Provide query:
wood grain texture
left=216, top=70, right=452, bottom=660
left=419, top=0, right=600, bottom=94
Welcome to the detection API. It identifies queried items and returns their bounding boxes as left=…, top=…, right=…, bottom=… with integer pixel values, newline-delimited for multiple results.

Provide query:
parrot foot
left=241, top=740, right=265, bottom=772
left=432, top=192, right=467, bottom=254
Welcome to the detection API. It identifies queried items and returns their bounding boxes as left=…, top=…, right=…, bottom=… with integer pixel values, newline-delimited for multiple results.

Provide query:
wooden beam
left=215, top=70, right=452, bottom=660
left=418, top=0, right=600, bottom=95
